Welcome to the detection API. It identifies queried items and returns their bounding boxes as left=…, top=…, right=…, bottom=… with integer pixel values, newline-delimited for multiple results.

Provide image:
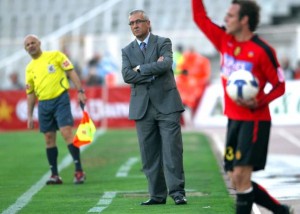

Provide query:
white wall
left=193, top=80, right=300, bottom=127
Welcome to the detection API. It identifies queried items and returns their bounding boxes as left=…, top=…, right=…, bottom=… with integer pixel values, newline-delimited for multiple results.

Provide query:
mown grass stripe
left=0, top=130, right=235, bottom=214
left=1, top=129, right=105, bottom=214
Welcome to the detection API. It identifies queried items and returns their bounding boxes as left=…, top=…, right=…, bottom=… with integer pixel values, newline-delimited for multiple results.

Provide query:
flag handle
left=80, top=101, right=85, bottom=111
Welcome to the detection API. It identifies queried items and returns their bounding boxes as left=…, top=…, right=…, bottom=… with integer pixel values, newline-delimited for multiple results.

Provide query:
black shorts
left=38, top=91, right=74, bottom=133
left=224, top=119, right=271, bottom=172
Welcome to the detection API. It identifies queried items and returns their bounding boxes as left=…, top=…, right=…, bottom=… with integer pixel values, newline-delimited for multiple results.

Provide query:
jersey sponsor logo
left=48, top=64, right=55, bottom=73
left=222, top=54, right=253, bottom=77
left=63, top=60, right=70, bottom=68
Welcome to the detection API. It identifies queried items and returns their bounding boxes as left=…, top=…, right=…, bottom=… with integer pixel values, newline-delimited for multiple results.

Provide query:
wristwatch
left=78, top=89, right=85, bottom=93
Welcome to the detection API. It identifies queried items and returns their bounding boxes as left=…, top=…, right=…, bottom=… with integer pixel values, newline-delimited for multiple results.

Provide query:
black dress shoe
left=140, top=199, right=166, bottom=205
left=174, top=196, right=187, bottom=205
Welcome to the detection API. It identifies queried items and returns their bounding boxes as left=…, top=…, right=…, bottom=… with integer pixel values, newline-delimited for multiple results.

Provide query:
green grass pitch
left=0, top=129, right=234, bottom=214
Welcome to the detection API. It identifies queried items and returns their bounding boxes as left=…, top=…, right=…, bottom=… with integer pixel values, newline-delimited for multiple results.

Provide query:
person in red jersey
left=192, top=1, right=293, bottom=214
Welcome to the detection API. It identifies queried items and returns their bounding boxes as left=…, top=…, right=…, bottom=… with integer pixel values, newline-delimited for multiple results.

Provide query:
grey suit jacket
left=121, top=33, right=184, bottom=120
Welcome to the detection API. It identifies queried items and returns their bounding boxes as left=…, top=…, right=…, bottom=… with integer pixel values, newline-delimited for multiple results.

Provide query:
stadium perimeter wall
left=1, top=80, right=300, bottom=131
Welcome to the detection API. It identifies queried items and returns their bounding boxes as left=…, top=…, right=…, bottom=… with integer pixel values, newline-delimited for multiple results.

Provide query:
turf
left=0, top=129, right=234, bottom=214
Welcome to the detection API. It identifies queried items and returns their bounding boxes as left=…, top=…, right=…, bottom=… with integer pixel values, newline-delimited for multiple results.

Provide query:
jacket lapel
left=132, top=41, right=145, bottom=62
left=145, top=34, right=156, bottom=62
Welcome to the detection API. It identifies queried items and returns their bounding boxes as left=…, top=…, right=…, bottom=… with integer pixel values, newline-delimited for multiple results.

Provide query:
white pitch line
left=209, top=132, right=261, bottom=214
left=88, top=192, right=117, bottom=213
left=278, top=129, right=300, bottom=148
left=88, top=157, right=139, bottom=213
left=2, top=128, right=105, bottom=214
left=87, top=189, right=200, bottom=213
left=210, top=133, right=225, bottom=156
left=116, top=157, right=139, bottom=177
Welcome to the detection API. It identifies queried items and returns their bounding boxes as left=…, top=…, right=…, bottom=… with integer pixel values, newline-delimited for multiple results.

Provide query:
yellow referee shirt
left=25, top=51, right=74, bottom=100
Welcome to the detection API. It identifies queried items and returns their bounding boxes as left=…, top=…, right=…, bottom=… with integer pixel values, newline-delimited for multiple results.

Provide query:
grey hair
left=129, top=9, right=149, bottom=20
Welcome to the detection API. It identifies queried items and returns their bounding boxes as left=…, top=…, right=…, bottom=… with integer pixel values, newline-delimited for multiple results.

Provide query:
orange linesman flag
left=73, top=110, right=96, bottom=148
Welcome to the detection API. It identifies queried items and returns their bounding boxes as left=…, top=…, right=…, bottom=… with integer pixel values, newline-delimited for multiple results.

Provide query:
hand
left=133, top=65, right=140, bottom=72
left=78, top=92, right=87, bottom=106
left=27, top=118, right=34, bottom=129
left=236, top=98, right=258, bottom=109
left=157, top=56, right=164, bottom=62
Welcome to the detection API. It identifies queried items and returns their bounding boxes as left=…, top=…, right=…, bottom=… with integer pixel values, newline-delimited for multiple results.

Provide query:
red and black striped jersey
left=192, top=0, right=285, bottom=121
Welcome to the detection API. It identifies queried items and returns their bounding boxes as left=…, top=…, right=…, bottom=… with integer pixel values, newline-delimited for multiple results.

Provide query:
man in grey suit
left=121, top=9, right=187, bottom=206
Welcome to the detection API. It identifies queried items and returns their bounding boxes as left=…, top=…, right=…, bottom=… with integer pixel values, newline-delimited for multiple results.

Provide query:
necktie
left=140, top=42, right=146, bottom=56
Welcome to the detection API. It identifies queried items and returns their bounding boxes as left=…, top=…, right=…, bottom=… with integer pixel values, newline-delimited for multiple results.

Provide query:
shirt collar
left=136, top=33, right=150, bottom=46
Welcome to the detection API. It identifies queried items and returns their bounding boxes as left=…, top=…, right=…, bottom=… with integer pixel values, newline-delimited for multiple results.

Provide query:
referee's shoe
left=46, top=175, right=63, bottom=185
left=74, top=171, right=86, bottom=184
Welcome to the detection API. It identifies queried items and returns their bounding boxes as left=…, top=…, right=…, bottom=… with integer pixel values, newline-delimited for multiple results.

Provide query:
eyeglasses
left=128, top=19, right=148, bottom=26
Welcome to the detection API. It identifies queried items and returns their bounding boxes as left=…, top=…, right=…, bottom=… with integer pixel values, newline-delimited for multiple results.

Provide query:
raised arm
left=192, top=0, right=226, bottom=52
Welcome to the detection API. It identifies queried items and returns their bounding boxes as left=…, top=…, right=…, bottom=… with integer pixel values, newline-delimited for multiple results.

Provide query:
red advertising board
left=0, top=86, right=135, bottom=131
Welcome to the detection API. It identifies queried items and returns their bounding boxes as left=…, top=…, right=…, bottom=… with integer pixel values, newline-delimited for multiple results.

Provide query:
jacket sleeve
left=139, top=38, right=173, bottom=77
left=121, top=48, right=153, bottom=84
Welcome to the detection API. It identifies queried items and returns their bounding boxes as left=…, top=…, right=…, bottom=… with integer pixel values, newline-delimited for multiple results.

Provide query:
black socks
left=46, top=147, right=58, bottom=175
left=236, top=190, right=254, bottom=214
left=68, top=144, right=82, bottom=172
left=47, top=144, right=83, bottom=175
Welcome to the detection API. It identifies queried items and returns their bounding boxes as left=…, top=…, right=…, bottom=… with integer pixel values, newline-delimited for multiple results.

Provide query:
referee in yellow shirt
left=24, top=34, right=87, bottom=185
